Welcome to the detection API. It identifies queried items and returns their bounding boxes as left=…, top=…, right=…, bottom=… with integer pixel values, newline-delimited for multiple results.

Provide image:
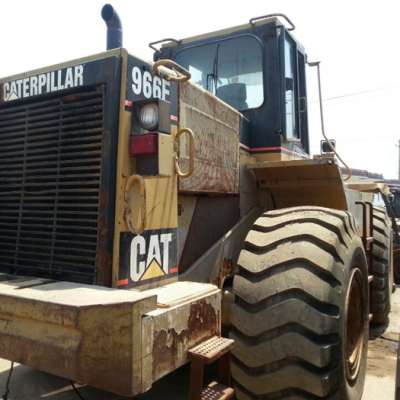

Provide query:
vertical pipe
left=101, top=4, right=123, bottom=50
left=308, top=60, right=352, bottom=180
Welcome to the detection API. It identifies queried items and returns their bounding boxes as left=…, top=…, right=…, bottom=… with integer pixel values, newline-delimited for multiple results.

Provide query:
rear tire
left=231, top=206, right=369, bottom=400
left=370, top=206, right=393, bottom=327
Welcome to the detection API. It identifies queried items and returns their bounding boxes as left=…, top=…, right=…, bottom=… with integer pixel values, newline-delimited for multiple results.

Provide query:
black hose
left=2, top=361, right=14, bottom=400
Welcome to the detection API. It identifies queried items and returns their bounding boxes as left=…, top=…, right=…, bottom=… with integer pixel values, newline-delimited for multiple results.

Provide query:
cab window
left=284, top=37, right=299, bottom=139
left=175, top=36, right=264, bottom=111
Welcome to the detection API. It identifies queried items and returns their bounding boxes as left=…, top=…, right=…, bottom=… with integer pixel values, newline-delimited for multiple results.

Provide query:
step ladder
left=188, top=336, right=235, bottom=400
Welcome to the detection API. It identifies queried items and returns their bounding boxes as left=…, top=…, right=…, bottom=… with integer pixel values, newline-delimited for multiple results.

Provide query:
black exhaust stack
left=101, top=4, right=123, bottom=50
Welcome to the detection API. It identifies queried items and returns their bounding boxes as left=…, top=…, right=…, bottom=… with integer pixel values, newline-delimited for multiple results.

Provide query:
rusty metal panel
left=178, top=82, right=240, bottom=194
left=141, top=282, right=221, bottom=389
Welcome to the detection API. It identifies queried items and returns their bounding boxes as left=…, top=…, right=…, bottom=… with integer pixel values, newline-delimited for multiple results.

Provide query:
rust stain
left=187, top=300, right=219, bottom=342
left=212, top=258, right=233, bottom=288
left=152, top=300, right=219, bottom=379
left=96, top=189, right=112, bottom=287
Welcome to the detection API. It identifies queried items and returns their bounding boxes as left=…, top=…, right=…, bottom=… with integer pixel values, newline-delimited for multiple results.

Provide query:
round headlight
left=138, top=103, right=159, bottom=131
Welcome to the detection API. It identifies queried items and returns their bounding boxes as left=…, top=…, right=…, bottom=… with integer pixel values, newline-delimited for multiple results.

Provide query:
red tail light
left=129, top=134, right=158, bottom=156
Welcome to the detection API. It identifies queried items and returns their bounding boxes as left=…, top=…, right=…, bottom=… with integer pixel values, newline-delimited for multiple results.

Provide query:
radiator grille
left=0, top=86, right=105, bottom=283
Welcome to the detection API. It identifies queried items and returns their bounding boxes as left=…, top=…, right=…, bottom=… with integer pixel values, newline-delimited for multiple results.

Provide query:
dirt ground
left=0, top=291, right=399, bottom=400
left=362, top=289, right=400, bottom=400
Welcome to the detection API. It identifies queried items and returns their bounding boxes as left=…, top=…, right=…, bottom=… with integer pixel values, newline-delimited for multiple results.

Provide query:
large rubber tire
left=231, top=206, right=369, bottom=400
left=370, top=206, right=393, bottom=326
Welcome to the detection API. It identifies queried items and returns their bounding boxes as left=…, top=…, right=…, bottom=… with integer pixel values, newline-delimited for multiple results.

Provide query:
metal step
left=189, top=336, right=234, bottom=364
left=188, top=336, right=235, bottom=400
left=201, top=382, right=234, bottom=400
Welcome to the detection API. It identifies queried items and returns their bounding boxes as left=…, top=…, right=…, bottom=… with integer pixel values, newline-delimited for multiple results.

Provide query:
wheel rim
left=345, top=268, right=365, bottom=384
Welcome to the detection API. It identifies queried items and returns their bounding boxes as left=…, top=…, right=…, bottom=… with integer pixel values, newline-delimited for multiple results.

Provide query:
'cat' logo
left=118, top=228, right=178, bottom=288
left=130, top=233, right=173, bottom=281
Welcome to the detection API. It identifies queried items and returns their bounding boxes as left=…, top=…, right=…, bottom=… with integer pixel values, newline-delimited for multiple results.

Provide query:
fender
left=248, top=158, right=348, bottom=210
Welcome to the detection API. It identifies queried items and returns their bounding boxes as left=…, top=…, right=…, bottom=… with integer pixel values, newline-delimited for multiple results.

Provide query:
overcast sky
left=1, top=0, right=399, bottom=178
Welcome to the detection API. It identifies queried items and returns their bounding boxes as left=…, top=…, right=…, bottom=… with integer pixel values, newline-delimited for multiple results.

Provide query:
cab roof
left=150, top=14, right=300, bottom=53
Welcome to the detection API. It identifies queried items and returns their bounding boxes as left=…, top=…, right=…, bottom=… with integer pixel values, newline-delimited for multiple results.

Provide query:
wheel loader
left=0, top=4, right=395, bottom=400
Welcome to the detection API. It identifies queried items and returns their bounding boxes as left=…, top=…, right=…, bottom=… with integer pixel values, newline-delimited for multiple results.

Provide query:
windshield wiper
left=206, top=45, right=220, bottom=93
left=206, top=73, right=215, bottom=92
left=213, top=44, right=220, bottom=91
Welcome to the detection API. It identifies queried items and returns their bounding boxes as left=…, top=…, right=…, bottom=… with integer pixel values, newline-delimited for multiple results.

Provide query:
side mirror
left=285, top=77, right=294, bottom=90
left=321, top=139, right=336, bottom=154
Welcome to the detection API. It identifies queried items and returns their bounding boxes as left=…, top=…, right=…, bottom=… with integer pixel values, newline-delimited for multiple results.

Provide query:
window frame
left=282, top=33, right=300, bottom=140
left=297, top=50, right=309, bottom=153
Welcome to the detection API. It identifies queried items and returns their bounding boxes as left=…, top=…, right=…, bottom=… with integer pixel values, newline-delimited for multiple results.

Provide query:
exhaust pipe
left=101, top=4, right=123, bottom=50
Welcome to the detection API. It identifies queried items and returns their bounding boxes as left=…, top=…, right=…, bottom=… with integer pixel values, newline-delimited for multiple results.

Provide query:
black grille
left=0, top=86, right=105, bottom=283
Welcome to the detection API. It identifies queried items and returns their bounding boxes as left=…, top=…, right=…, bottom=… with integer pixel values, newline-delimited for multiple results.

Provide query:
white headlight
left=139, top=103, right=159, bottom=131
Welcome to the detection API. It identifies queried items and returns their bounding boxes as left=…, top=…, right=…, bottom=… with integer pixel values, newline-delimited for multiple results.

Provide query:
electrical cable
left=70, top=381, right=86, bottom=400
left=380, top=335, right=399, bottom=343
left=309, top=85, right=399, bottom=104
left=309, top=61, right=352, bottom=181
left=1, top=361, right=14, bottom=400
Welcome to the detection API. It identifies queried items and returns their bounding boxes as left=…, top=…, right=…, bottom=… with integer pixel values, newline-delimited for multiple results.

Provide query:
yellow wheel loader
left=0, top=4, right=394, bottom=399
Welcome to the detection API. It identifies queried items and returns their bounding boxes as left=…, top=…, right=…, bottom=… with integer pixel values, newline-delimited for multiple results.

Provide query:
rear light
left=138, top=103, right=159, bottom=130
left=129, top=134, right=158, bottom=156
